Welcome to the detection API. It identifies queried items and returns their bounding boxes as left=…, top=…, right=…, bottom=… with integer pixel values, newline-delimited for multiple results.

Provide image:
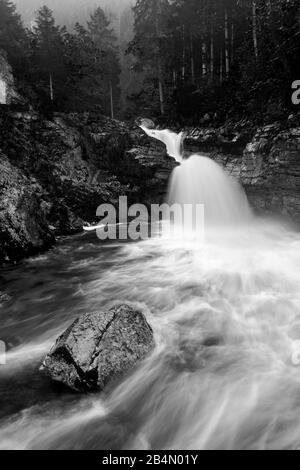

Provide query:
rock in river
left=40, top=304, right=155, bottom=392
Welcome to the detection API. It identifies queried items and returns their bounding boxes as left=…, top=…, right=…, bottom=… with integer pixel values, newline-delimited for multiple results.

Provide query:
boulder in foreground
left=40, top=304, right=155, bottom=392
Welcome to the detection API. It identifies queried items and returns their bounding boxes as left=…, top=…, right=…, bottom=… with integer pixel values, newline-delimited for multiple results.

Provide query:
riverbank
left=0, top=108, right=176, bottom=264
left=1, top=107, right=300, bottom=265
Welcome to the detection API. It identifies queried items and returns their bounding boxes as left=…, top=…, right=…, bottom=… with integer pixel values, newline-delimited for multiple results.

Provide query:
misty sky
left=14, top=0, right=133, bottom=26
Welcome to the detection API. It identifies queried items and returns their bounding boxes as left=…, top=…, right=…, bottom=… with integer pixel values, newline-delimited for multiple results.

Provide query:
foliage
left=1, top=0, right=299, bottom=124
left=0, top=1, right=121, bottom=116
left=0, top=0, right=29, bottom=80
left=128, top=0, right=300, bottom=123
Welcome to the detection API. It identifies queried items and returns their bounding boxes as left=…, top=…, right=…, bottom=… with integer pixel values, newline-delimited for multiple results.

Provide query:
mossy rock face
left=40, top=304, right=155, bottom=393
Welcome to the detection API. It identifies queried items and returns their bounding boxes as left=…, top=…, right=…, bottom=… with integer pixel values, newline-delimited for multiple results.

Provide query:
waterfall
left=141, top=125, right=252, bottom=226
left=140, top=125, right=184, bottom=163
left=168, top=155, right=252, bottom=226
left=1, top=125, right=299, bottom=451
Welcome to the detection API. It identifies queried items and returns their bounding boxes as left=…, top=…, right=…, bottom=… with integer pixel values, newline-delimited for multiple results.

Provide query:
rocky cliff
left=185, top=122, right=300, bottom=223
left=1, top=104, right=299, bottom=265
left=0, top=109, right=176, bottom=264
left=0, top=51, right=22, bottom=105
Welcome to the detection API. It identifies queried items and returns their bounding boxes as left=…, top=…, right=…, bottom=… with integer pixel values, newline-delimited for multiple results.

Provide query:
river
left=1, top=217, right=300, bottom=450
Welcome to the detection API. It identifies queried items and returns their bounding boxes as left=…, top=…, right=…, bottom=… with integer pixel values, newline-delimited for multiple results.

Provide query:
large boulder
left=40, top=304, right=155, bottom=392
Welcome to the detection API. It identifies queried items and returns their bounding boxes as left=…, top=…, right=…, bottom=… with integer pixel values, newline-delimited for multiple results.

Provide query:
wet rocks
left=184, top=123, right=300, bottom=222
left=184, top=124, right=252, bottom=156
left=40, top=304, right=155, bottom=392
left=0, top=56, right=174, bottom=262
left=0, top=107, right=177, bottom=262
left=123, top=146, right=178, bottom=205
left=0, top=50, right=23, bottom=105
left=239, top=125, right=300, bottom=220
left=0, top=154, right=55, bottom=264
left=136, top=118, right=156, bottom=129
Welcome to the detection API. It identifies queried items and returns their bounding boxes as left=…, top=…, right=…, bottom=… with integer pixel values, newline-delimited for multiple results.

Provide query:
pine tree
left=29, top=6, right=67, bottom=109
left=0, top=0, right=28, bottom=73
left=128, top=0, right=171, bottom=115
left=62, top=23, right=105, bottom=112
left=87, top=7, right=121, bottom=118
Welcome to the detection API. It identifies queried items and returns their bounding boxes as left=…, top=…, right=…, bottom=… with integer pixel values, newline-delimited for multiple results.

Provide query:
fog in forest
left=14, top=0, right=133, bottom=28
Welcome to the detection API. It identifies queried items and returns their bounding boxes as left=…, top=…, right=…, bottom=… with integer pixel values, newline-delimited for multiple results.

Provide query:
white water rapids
left=0, top=127, right=300, bottom=449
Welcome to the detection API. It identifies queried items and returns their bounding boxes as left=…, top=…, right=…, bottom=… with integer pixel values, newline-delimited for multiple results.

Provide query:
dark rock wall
left=241, top=126, right=300, bottom=220
left=185, top=124, right=300, bottom=222
left=0, top=51, right=22, bottom=105
left=0, top=109, right=177, bottom=264
left=0, top=153, right=54, bottom=262
left=1, top=107, right=299, bottom=265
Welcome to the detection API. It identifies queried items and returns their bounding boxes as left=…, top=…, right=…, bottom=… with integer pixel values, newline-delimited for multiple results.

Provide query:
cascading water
left=168, top=155, right=252, bottom=226
left=140, top=125, right=184, bottom=163
left=141, top=124, right=252, bottom=226
left=0, top=125, right=300, bottom=450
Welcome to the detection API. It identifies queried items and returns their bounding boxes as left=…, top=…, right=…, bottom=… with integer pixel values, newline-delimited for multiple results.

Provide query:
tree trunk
left=220, top=49, right=223, bottom=84
left=225, top=9, right=230, bottom=75
left=202, top=42, right=207, bottom=76
left=110, top=81, right=114, bottom=120
left=158, top=61, right=165, bottom=115
left=155, top=0, right=165, bottom=115
left=210, top=24, right=214, bottom=77
left=252, top=1, right=259, bottom=59
left=173, top=69, right=177, bottom=90
left=182, top=25, right=186, bottom=81
left=190, top=34, right=195, bottom=83
left=49, top=72, right=54, bottom=102
left=231, top=23, right=234, bottom=64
